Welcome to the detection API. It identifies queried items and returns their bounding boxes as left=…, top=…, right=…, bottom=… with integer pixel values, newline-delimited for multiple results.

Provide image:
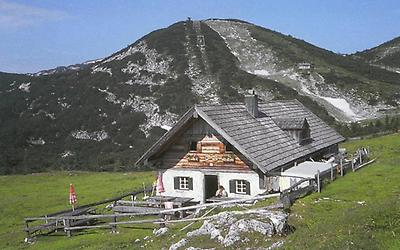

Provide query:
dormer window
left=273, top=117, right=311, bottom=145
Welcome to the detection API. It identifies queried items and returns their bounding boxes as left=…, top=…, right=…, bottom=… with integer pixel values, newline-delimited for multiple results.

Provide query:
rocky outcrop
left=171, top=209, right=288, bottom=249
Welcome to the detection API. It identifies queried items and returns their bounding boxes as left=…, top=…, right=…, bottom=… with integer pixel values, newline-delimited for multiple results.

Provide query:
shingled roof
left=273, top=117, right=307, bottom=130
left=136, top=100, right=345, bottom=173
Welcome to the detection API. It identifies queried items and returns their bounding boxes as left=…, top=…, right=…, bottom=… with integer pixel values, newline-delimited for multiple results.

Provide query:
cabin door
left=204, top=175, right=218, bottom=199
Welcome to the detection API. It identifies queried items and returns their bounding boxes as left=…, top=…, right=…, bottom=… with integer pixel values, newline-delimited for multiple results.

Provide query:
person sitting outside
left=215, top=185, right=228, bottom=197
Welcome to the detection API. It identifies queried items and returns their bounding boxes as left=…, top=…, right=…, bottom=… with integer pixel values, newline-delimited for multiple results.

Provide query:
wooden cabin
left=297, top=62, right=313, bottom=70
left=136, top=94, right=345, bottom=203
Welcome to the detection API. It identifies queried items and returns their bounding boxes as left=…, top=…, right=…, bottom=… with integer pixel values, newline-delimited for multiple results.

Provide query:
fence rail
left=24, top=187, right=152, bottom=238
left=24, top=193, right=280, bottom=238
left=23, top=150, right=376, bottom=239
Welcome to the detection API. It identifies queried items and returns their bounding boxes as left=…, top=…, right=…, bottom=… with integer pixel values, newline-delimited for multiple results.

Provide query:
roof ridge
left=259, top=99, right=298, bottom=103
left=195, top=102, right=244, bottom=108
left=196, top=99, right=300, bottom=108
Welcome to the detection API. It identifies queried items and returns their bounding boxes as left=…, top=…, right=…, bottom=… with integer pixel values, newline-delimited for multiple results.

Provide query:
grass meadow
left=284, top=133, right=400, bottom=249
left=0, top=171, right=155, bottom=249
left=0, top=133, right=399, bottom=249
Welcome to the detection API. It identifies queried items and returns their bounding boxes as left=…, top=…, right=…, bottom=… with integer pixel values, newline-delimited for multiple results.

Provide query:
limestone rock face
left=183, top=209, right=289, bottom=248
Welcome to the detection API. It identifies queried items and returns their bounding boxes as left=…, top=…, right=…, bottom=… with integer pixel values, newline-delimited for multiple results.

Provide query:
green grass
left=1, top=134, right=400, bottom=249
left=0, top=171, right=155, bottom=249
left=145, top=134, right=400, bottom=249
left=284, top=133, right=400, bottom=249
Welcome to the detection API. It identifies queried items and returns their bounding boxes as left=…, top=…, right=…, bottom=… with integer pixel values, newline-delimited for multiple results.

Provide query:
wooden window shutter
left=174, top=177, right=179, bottom=190
left=188, top=177, right=193, bottom=190
left=229, top=180, right=236, bottom=193
left=245, top=180, right=251, bottom=195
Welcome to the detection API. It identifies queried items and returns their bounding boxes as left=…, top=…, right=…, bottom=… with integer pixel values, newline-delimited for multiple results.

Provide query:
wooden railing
left=24, top=187, right=152, bottom=238
left=24, top=150, right=376, bottom=239
left=24, top=193, right=280, bottom=238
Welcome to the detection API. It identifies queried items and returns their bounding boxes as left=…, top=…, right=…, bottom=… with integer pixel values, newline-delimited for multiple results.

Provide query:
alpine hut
left=136, top=93, right=345, bottom=203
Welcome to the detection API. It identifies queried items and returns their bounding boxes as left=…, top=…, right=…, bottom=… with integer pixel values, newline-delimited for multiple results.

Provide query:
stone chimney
left=245, top=89, right=258, bottom=117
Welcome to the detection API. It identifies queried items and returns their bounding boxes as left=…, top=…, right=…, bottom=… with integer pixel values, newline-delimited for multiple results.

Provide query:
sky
left=1, top=0, right=399, bottom=73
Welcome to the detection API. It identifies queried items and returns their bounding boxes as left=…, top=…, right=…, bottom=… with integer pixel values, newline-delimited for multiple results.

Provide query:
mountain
left=1, top=18, right=399, bottom=174
left=352, top=36, right=400, bottom=74
left=30, top=59, right=102, bottom=77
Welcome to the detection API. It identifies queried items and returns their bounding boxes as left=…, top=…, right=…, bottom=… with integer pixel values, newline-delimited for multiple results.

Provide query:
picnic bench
left=113, top=196, right=194, bottom=218
left=206, top=196, right=237, bottom=203
left=112, top=206, right=164, bottom=213
left=147, top=196, right=194, bottom=207
left=24, top=207, right=96, bottom=237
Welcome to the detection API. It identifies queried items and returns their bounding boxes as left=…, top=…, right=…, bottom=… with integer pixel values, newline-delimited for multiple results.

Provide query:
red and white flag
left=69, top=183, right=77, bottom=206
left=156, top=173, right=165, bottom=194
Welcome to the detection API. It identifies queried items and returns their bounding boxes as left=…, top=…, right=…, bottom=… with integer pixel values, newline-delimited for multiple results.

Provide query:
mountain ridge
left=352, top=36, right=400, bottom=73
left=0, top=18, right=399, bottom=174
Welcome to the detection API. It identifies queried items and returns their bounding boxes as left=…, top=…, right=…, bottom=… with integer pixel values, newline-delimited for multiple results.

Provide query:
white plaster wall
left=161, top=168, right=266, bottom=203
left=217, top=171, right=266, bottom=199
left=162, top=169, right=205, bottom=203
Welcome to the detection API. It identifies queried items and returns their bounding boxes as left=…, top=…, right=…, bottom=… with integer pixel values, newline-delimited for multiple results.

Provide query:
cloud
left=0, top=0, right=67, bottom=28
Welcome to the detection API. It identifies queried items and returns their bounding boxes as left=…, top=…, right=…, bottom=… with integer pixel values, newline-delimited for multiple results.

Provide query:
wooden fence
left=24, top=193, right=280, bottom=238
left=24, top=187, right=152, bottom=238
left=24, top=150, right=376, bottom=239
left=280, top=153, right=376, bottom=209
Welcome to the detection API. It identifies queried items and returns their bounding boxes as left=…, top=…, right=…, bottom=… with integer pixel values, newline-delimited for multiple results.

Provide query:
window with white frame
left=179, top=177, right=189, bottom=190
left=236, top=180, right=247, bottom=194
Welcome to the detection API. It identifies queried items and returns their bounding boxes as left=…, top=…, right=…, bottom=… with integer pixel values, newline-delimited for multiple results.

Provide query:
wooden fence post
left=340, top=159, right=343, bottom=177
left=64, top=219, right=71, bottom=237
left=24, top=220, right=30, bottom=239
left=111, top=201, right=118, bottom=233
left=317, top=170, right=321, bottom=193
left=111, top=215, right=117, bottom=233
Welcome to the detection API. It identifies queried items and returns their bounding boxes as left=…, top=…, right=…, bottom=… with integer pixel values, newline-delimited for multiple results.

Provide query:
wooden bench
left=112, top=206, right=164, bottom=213
left=206, top=196, right=237, bottom=203
left=114, top=196, right=194, bottom=218
left=24, top=207, right=96, bottom=237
